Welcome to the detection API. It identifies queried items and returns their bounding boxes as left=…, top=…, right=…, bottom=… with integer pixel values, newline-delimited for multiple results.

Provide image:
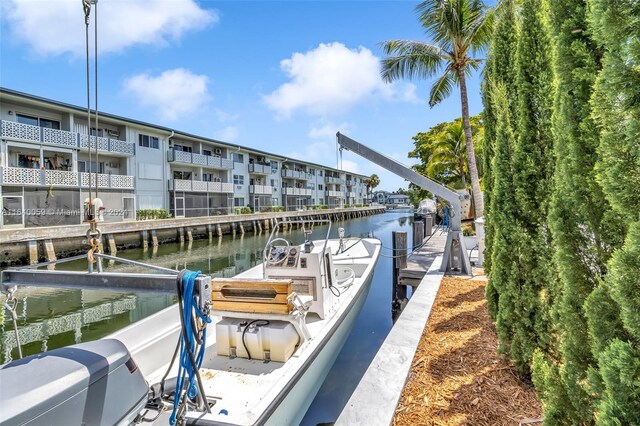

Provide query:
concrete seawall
left=0, top=206, right=385, bottom=266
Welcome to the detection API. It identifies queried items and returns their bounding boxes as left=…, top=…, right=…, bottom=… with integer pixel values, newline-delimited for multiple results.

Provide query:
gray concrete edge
left=335, top=255, right=445, bottom=426
left=0, top=206, right=381, bottom=244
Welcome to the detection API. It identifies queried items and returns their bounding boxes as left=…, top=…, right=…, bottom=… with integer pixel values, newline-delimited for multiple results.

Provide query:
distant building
left=372, top=190, right=410, bottom=206
left=0, top=88, right=369, bottom=228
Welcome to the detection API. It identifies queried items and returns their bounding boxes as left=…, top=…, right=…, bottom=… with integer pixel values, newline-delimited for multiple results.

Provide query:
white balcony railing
left=283, top=187, right=312, bottom=196
left=0, top=121, right=135, bottom=155
left=168, top=149, right=233, bottom=169
left=326, top=190, right=343, bottom=197
left=282, top=169, right=312, bottom=180
left=324, top=176, right=344, bottom=184
left=169, top=179, right=234, bottom=193
left=249, top=185, right=274, bottom=195
left=248, top=163, right=271, bottom=174
left=0, top=167, right=134, bottom=189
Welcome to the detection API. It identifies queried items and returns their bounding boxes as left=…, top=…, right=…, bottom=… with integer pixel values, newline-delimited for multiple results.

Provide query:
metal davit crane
left=336, top=132, right=471, bottom=274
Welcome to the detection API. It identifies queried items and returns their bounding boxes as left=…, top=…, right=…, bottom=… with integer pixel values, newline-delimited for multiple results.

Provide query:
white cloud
left=340, top=159, right=360, bottom=175
left=123, top=68, right=210, bottom=121
left=1, top=0, right=217, bottom=56
left=214, top=126, right=239, bottom=142
left=264, top=42, right=418, bottom=118
left=214, top=109, right=239, bottom=123
left=308, top=121, right=351, bottom=139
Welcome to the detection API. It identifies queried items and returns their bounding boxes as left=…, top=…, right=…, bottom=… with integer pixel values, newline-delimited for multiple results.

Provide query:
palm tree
left=366, top=174, right=381, bottom=202
left=380, top=0, right=493, bottom=219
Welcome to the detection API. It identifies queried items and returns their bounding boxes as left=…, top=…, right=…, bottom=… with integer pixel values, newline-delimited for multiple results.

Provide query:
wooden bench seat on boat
left=212, top=278, right=294, bottom=315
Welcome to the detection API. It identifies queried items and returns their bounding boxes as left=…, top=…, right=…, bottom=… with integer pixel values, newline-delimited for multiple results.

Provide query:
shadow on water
left=0, top=212, right=415, bottom=425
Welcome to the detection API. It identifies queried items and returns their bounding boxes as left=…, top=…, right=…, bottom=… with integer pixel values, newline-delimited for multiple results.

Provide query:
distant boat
left=387, top=203, right=414, bottom=212
left=1, top=220, right=381, bottom=426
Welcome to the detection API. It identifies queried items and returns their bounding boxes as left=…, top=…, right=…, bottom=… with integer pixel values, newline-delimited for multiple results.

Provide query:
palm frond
left=379, top=40, right=449, bottom=83
left=429, top=70, right=456, bottom=107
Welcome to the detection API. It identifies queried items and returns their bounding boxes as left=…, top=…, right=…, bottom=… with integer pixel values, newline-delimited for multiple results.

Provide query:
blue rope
left=170, top=270, right=212, bottom=425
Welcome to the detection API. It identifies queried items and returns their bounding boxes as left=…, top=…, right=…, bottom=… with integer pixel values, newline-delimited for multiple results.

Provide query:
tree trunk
left=458, top=68, right=484, bottom=219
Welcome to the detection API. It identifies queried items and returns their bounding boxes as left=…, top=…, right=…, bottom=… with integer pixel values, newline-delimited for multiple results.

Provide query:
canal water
left=0, top=211, right=415, bottom=425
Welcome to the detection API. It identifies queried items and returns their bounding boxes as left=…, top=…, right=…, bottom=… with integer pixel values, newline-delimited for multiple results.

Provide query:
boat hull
left=264, top=269, right=375, bottom=426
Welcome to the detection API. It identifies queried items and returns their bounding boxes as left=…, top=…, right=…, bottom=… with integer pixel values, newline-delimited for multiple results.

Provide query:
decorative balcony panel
left=249, top=185, right=274, bottom=195
left=191, top=153, right=208, bottom=166
left=172, top=150, right=192, bottom=163
left=1, top=121, right=40, bottom=142
left=208, top=181, right=234, bottom=193
left=110, top=174, right=134, bottom=189
left=192, top=180, right=208, bottom=192
left=248, top=163, right=271, bottom=174
left=80, top=172, right=110, bottom=188
left=325, top=190, right=343, bottom=197
left=2, top=167, right=42, bottom=185
left=109, top=139, right=135, bottom=155
left=79, top=135, right=110, bottom=152
left=45, top=170, right=78, bottom=186
left=43, top=128, right=77, bottom=148
left=171, top=179, right=192, bottom=191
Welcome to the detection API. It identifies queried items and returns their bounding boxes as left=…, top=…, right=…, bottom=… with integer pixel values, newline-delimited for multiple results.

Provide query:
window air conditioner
left=107, top=129, right=119, bottom=137
left=214, top=148, right=222, bottom=155
left=257, top=156, right=265, bottom=162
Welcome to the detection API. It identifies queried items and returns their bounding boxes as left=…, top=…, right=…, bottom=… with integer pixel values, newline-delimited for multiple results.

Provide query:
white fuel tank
left=216, top=318, right=300, bottom=362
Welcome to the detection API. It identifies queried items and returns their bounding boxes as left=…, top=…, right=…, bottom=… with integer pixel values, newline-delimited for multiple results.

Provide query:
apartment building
left=0, top=88, right=369, bottom=229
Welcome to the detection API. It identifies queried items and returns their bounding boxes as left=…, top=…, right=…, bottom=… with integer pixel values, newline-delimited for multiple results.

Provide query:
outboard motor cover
left=0, top=339, right=148, bottom=425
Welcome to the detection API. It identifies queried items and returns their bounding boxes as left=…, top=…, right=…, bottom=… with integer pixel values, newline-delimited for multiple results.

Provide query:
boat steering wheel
left=264, top=238, right=291, bottom=265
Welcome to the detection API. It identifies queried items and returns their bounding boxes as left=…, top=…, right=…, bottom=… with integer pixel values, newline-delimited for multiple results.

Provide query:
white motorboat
left=0, top=220, right=381, bottom=426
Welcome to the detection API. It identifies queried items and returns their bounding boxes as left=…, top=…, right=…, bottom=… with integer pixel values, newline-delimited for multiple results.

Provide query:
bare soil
left=393, top=274, right=542, bottom=426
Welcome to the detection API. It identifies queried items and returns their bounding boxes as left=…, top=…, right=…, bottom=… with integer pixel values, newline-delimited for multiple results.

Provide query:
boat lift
left=336, top=132, right=471, bottom=274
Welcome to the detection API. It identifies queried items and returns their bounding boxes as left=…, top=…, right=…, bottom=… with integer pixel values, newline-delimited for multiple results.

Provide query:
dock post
left=150, top=230, right=159, bottom=247
left=106, top=234, right=117, bottom=255
left=231, top=223, right=237, bottom=237
left=178, top=227, right=185, bottom=244
left=413, top=220, right=425, bottom=249
left=186, top=227, right=193, bottom=242
left=392, top=231, right=408, bottom=301
left=43, top=239, right=57, bottom=262
left=264, top=218, right=270, bottom=231
left=141, top=230, right=149, bottom=250
left=206, top=224, right=213, bottom=240
left=252, top=220, right=257, bottom=234
left=257, top=220, right=262, bottom=232
left=27, top=240, right=39, bottom=265
left=216, top=223, right=222, bottom=238
left=239, top=222, right=245, bottom=235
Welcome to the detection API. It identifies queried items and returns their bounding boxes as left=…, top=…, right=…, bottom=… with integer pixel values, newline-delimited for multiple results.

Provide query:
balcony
left=283, top=187, right=313, bottom=196
left=325, top=190, right=343, bottom=197
left=169, top=179, right=234, bottom=193
left=168, top=149, right=233, bottom=169
left=324, top=176, right=344, bottom=184
left=281, top=169, right=312, bottom=180
left=1, top=120, right=135, bottom=155
left=248, top=163, right=271, bottom=174
left=347, top=192, right=357, bottom=198
left=249, top=185, right=274, bottom=195
left=1, top=167, right=134, bottom=189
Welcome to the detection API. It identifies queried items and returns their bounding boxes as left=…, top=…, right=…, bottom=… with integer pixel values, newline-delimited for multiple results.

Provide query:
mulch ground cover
left=393, top=274, right=542, bottom=426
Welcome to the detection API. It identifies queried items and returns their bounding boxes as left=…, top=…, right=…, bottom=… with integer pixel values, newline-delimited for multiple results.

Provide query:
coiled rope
left=170, top=270, right=212, bottom=425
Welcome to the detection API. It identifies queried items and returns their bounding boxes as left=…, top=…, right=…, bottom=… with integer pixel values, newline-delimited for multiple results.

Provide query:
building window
left=319, top=170, right=323, bottom=176
left=272, top=198, right=279, bottom=206
left=233, top=153, right=244, bottom=163
left=271, top=161, right=278, bottom=173
left=233, top=174, right=244, bottom=185
left=173, top=171, right=192, bottom=180
left=174, top=144, right=192, bottom=152
left=78, top=161, right=104, bottom=173
left=139, top=134, right=159, bottom=149
left=318, top=184, right=323, bottom=190
left=203, top=149, right=212, bottom=156
left=17, top=114, right=60, bottom=129
left=234, top=197, right=245, bottom=207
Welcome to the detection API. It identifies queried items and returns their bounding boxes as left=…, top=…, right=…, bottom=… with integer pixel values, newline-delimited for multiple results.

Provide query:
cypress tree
left=488, top=82, right=519, bottom=358
left=530, top=0, right=623, bottom=422
left=585, top=0, right=640, bottom=423
left=508, top=0, right=554, bottom=375
left=483, top=0, right=518, bottom=318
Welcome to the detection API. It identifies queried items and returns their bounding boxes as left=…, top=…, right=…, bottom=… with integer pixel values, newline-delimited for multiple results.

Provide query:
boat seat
left=212, top=278, right=294, bottom=315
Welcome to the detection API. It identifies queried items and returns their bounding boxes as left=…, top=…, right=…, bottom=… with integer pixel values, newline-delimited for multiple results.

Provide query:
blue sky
left=0, top=0, right=485, bottom=191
